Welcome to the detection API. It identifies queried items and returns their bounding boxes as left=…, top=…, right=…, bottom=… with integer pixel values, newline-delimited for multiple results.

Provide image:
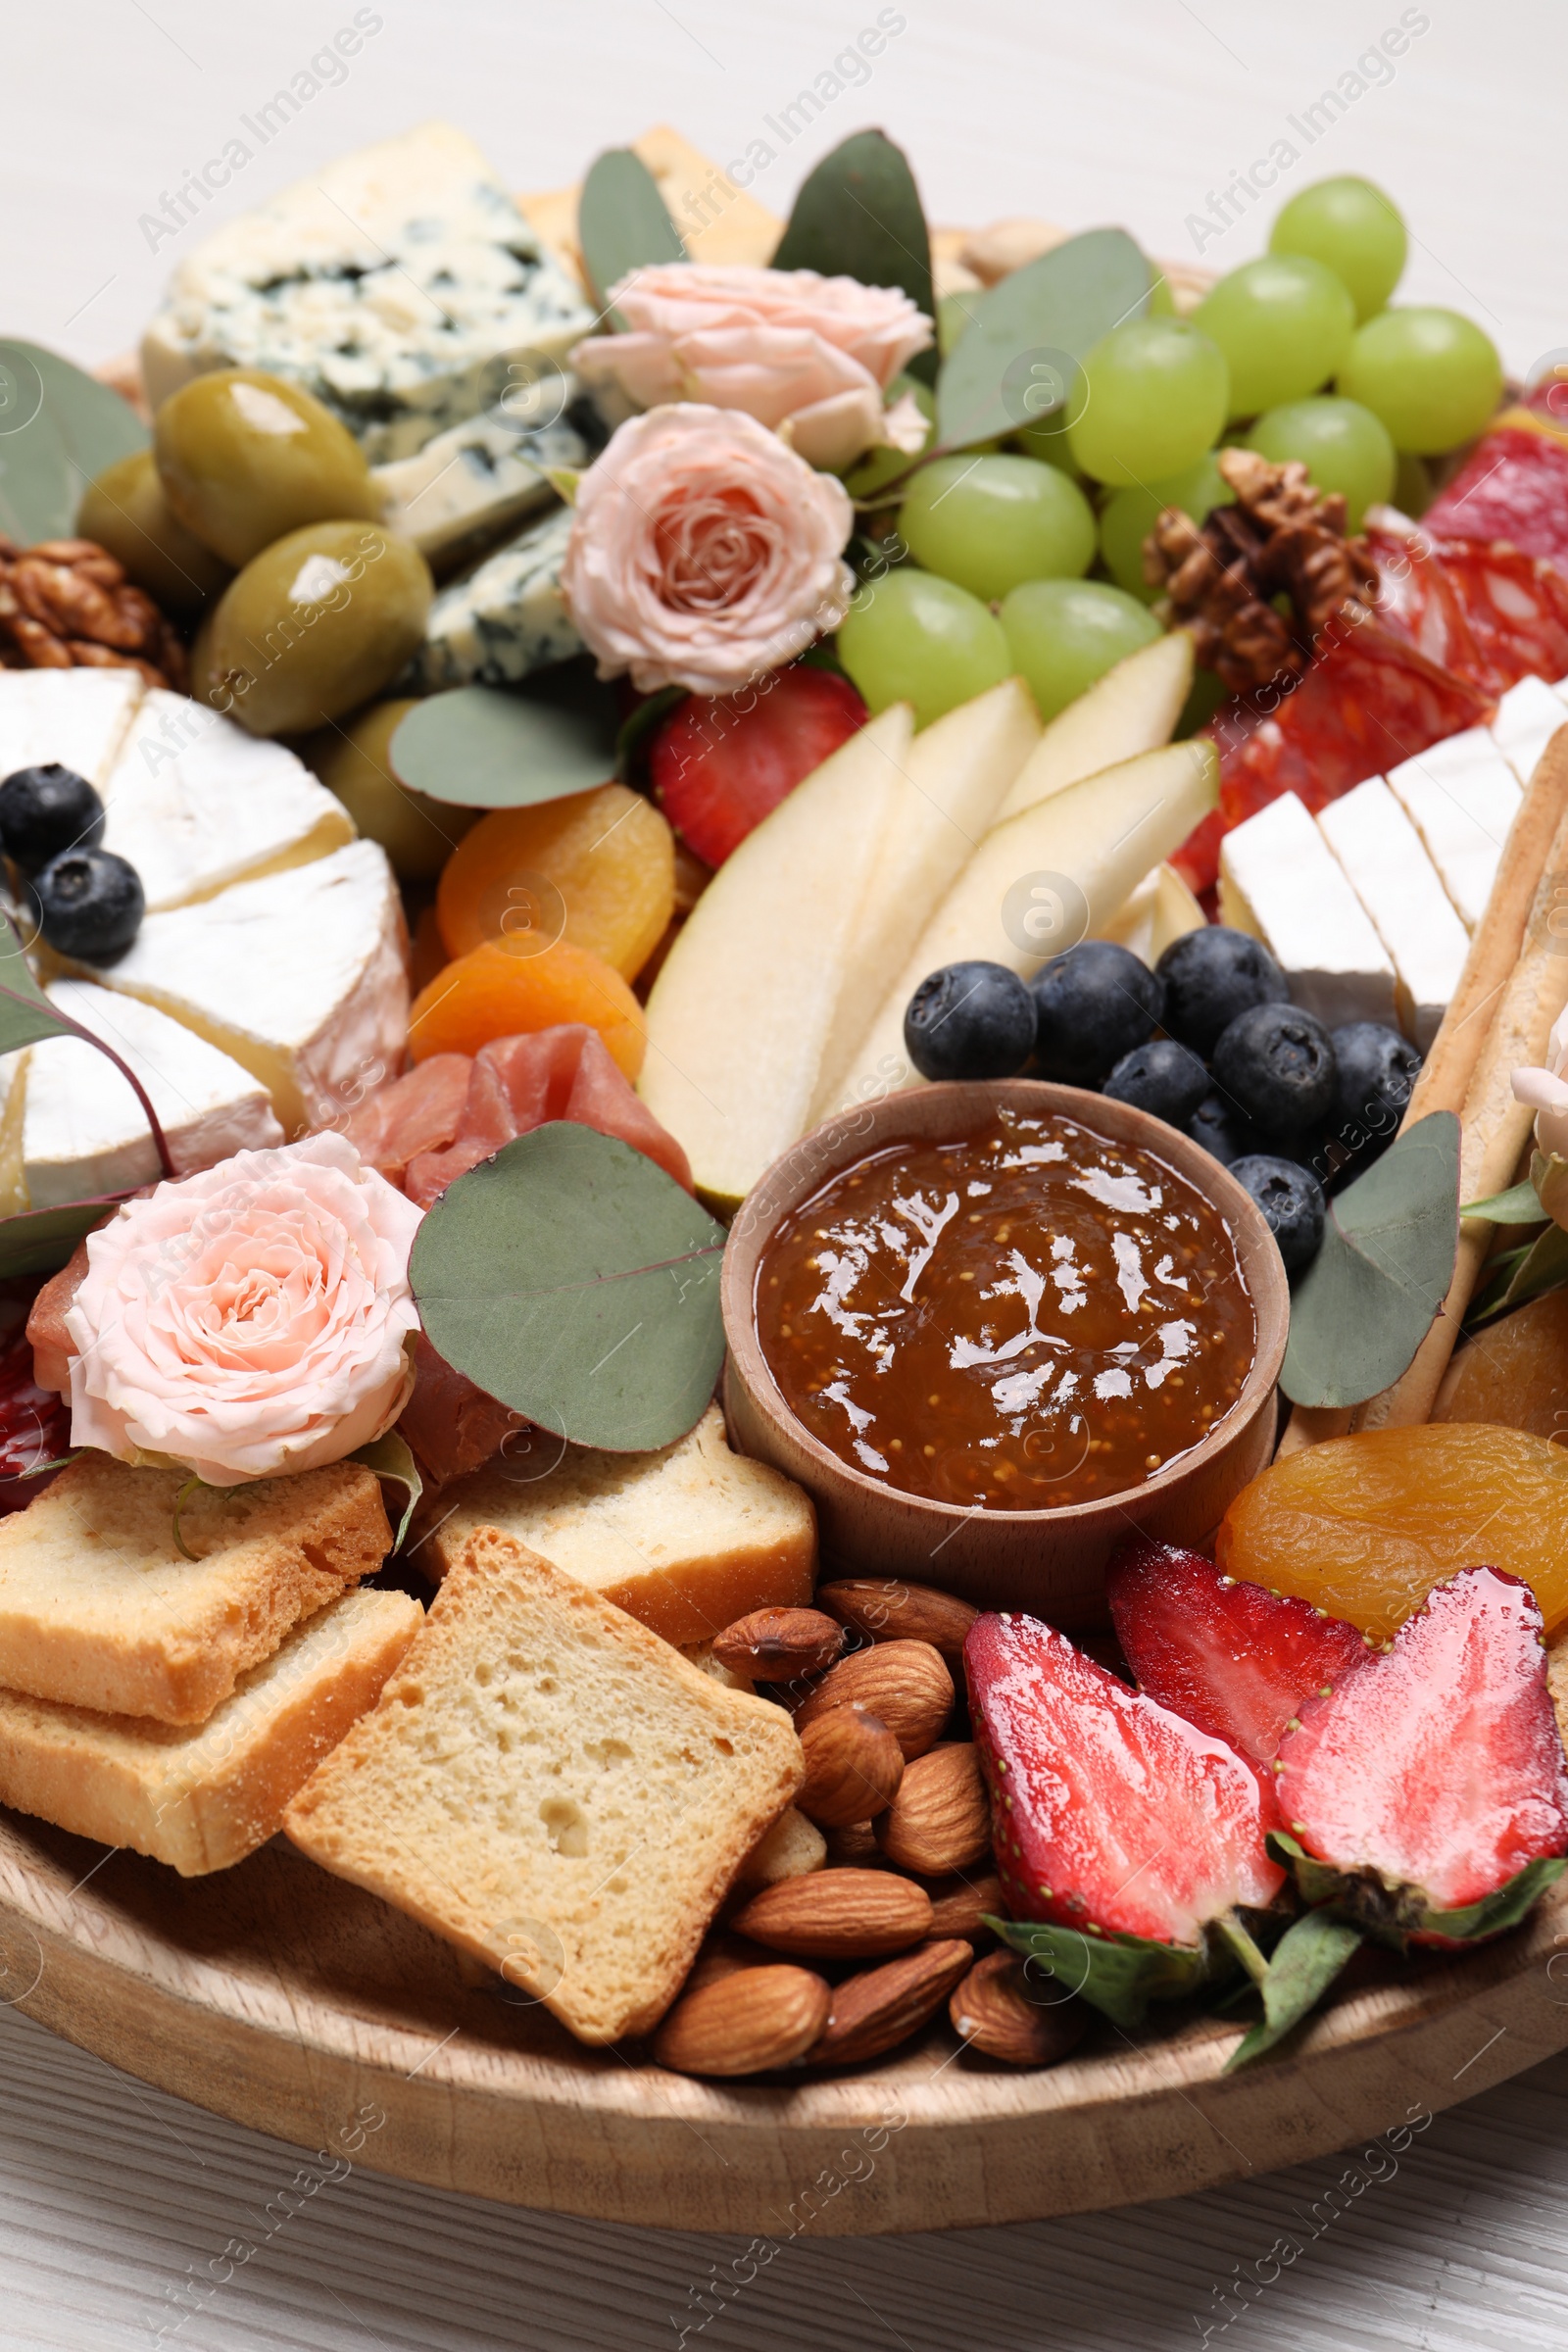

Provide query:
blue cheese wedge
left=372, top=394, right=593, bottom=564
left=79, top=841, right=408, bottom=1138
left=1489, top=674, right=1568, bottom=785
left=409, top=503, right=581, bottom=688
left=1218, top=790, right=1398, bottom=1031
left=140, top=122, right=595, bottom=461
left=19, top=982, right=283, bottom=1210
left=1384, top=728, right=1521, bottom=931
left=0, top=670, right=143, bottom=791
left=101, top=691, right=354, bottom=912
left=1317, top=780, right=1469, bottom=1050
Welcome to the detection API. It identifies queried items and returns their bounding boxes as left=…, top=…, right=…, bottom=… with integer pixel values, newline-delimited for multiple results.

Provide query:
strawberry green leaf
left=352, top=1429, right=422, bottom=1554
left=936, top=230, right=1152, bottom=451
left=989, top=1916, right=1214, bottom=2031
left=1225, top=1908, right=1364, bottom=2070
left=1267, top=1831, right=1567, bottom=1949
left=1281, top=1110, right=1460, bottom=1409
left=576, top=148, right=686, bottom=318
left=771, top=131, right=936, bottom=384
left=1419, top=1853, right=1568, bottom=1942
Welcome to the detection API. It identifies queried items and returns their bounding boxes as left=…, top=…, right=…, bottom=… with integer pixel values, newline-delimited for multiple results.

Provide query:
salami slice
left=1423, top=425, right=1568, bottom=573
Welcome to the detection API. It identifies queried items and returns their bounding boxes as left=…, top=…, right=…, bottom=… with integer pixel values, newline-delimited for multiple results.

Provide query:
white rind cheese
left=21, top=982, right=283, bottom=1210
left=140, top=122, right=595, bottom=462
left=80, top=841, right=409, bottom=1138
left=372, top=393, right=593, bottom=563
left=1317, top=780, right=1469, bottom=1050
left=1218, top=790, right=1398, bottom=1032
left=1384, top=728, right=1521, bottom=931
left=101, top=691, right=354, bottom=911
left=409, top=503, right=581, bottom=688
left=1490, top=674, right=1568, bottom=785
left=0, top=671, right=144, bottom=792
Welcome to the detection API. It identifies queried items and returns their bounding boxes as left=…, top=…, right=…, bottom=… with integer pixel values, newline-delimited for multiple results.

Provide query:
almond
left=713, top=1605, right=846, bottom=1682
left=949, top=1950, right=1088, bottom=2068
left=654, top=1963, right=831, bottom=2076
left=797, top=1703, right=905, bottom=1827
left=684, top=1931, right=764, bottom=1994
left=808, top=1938, right=974, bottom=2067
left=924, top=1869, right=1004, bottom=1940
left=817, top=1579, right=979, bottom=1661
left=794, top=1639, right=954, bottom=1759
left=876, top=1741, right=991, bottom=1877
left=824, top=1818, right=883, bottom=1867
left=730, top=1866, right=932, bottom=1958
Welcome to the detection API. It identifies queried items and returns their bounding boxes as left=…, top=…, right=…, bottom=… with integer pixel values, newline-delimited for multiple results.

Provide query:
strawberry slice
left=1105, top=1539, right=1372, bottom=1769
left=1275, top=1566, right=1568, bottom=1932
left=649, top=664, right=868, bottom=868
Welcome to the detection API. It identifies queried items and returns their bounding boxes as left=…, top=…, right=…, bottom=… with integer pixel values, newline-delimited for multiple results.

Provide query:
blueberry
left=1229, top=1152, right=1326, bottom=1277
left=1156, top=925, right=1290, bottom=1058
left=1329, top=1021, right=1422, bottom=1170
left=904, top=959, right=1036, bottom=1082
left=30, top=849, right=144, bottom=963
left=1103, top=1039, right=1209, bottom=1128
left=1030, top=940, right=1165, bottom=1086
left=1188, top=1090, right=1261, bottom=1167
left=0, top=763, right=105, bottom=877
left=1211, top=1002, right=1337, bottom=1135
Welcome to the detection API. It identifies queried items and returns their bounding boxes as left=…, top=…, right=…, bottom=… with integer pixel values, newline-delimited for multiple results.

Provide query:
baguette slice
left=0, top=1456, right=389, bottom=1724
left=285, top=1533, right=806, bottom=2044
left=422, top=1403, right=815, bottom=1643
left=0, top=1588, right=421, bottom=1876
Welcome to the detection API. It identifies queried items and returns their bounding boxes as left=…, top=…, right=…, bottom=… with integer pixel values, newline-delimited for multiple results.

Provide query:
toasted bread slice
left=284, top=1531, right=805, bottom=2043
left=0, top=1456, right=389, bottom=1724
left=421, top=1403, right=814, bottom=1642
left=0, top=1588, right=421, bottom=1875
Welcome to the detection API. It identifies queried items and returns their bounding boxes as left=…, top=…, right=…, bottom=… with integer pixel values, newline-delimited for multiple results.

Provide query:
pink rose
left=562, top=406, right=855, bottom=695
left=573, top=264, right=933, bottom=473
left=64, top=1134, right=423, bottom=1486
left=1514, top=1004, right=1568, bottom=1163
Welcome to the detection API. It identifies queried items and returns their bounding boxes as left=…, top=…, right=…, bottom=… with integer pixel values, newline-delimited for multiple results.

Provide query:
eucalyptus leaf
left=353, top=1429, right=422, bottom=1553
left=615, top=685, right=687, bottom=788
left=390, top=685, right=615, bottom=809
left=1492, top=1219, right=1568, bottom=1317
left=577, top=147, right=686, bottom=317
left=1458, top=1177, right=1545, bottom=1223
left=1280, top=1111, right=1460, bottom=1409
left=0, top=1193, right=129, bottom=1280
left=770, top=131, right=937, bottom=385
left=0, top=339, right=148, bottom=543
left=410, top=1122, right=727, bottom=1452
left=935, top=229, right=1152, bottom=451
left=1225, top=1909, right=1364, bottom=2070
left=0, top=915, right=172, bottom=1178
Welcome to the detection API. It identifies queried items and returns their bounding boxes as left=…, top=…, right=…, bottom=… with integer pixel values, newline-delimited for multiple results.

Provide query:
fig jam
left=755, top=1108, right=1254, bottom=1511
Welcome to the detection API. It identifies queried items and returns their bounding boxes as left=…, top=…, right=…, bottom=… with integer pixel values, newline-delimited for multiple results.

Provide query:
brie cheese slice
left=0, top=670, right=144, bottom=792
left=1384, top=729, right=1521, bottom=931
left=1317, top=780, right=1469, bottom=1049
left=21, top=982, right=283, bottom=1210
left=1490, top=674, right=1568, bottom=785
left=101, top=692, right=354, bottom=911
left=0, top=1054, right=25, bottom=1220
left=79, top=842, right=409, bottom=1137
left=1218, top=791, right=1398, bottom=1031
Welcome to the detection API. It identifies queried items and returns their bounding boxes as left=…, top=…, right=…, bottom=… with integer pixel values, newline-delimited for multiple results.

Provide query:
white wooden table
left=5, top=2, right=1568, bottom=2341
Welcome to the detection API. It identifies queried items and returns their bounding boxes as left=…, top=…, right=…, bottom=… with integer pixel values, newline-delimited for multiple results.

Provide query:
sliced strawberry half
left=1105, top=1539, right=1372, bottom=1770
left=648, top=664, right=867, bottom=867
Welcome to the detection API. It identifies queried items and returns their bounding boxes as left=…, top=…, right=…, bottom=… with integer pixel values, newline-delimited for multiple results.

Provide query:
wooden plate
left=4, top=1806, right=1566, bottom=2234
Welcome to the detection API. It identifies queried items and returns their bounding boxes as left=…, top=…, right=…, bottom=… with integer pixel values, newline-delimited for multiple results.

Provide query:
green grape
left=1194, top=256, right=1354, bottom=420
left=1394, top=449, right=1433, bottom=517
left=1247, top=396, right=1396, bottom=530
left=1009, top=408, right=1083, bottom=476
left=998, top=580, right=1161, bottom=721
left=1066, top=318, right=1230, bottom=487
left=1099, top=455, right=1237, bottom=601
left=837, top=566, right=1012, bottom=728
left=899, top=455, right=1097, bottom=600
left=841, top=378, right=935, bottom=500
left=1269, top=175, right=1406, bottom=323
left=1337, top=309, right=1504, bottom=455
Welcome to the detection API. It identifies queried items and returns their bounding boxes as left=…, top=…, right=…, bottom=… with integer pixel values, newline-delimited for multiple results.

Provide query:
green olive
left=204, top=521, right=433, bottom=738
left=77, top=449, right=230, bottom=618
left=155, top=369, right=382, bottom=567
left=304, top=699, right=476, bottom=882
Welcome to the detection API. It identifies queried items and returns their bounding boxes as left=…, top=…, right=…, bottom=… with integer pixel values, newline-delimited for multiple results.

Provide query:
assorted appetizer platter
left=3, top=115, right=1568, bottom=2231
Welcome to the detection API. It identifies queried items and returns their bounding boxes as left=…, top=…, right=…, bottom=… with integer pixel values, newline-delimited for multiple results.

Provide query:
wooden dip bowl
left=721, top=1080, right=1289, bottom=1624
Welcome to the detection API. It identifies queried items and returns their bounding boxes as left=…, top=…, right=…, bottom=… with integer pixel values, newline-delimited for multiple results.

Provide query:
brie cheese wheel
left=101, top=691, right=353, bottom=911
left=1490, top=674, right=1568, bottom=786
left=1218, top=791, right=1399, bottom=1032
left=80, top=842, right=409, bottom=1137
left=20, top=982, right=283, bottom=1210
left=1317, top=780, right=1469, bottom=1050
left=1384, top=729, right=1521, bottom=931
left=0, top=670, right=143, bottom=792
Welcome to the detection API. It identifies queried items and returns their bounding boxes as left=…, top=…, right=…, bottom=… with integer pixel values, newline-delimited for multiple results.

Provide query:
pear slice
left=811, top=676, right=1041, bottom=1120
left=1098, top=860, right=1207, bottom=964
left=827, top=739, right=1218, bottom=1111
left=639, top=704, right=913, bottom=1207
left=994, top=630, right=1195, bottom=822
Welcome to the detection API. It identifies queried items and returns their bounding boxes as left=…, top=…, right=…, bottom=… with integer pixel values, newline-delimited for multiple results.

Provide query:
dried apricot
left=409, top=902, right=449, bottom=999
left=1217, top=1423, right=1568, bottom=1641
left=407, top=936, right=647, bottom=1080
left=1433, top=1293, right=1568, bottom=1444
left=436, top=785, right=674, bottom=980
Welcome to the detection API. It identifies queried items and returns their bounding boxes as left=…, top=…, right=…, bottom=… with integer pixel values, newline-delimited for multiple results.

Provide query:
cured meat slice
left=396, top=1330, right=528, bottom=1490
left=339, top=1054, right=470, bottom=1188
left=1424, top=541, right=1568, bottom=697
left=1423, top=425, right=1568, bottom=574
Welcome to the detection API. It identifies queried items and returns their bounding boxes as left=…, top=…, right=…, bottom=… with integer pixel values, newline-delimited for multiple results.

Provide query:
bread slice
left=0, top=1588, right=421, bottom=1875
left=284, top=1531, right=805, bottom=2043
left=0, top=1456, right=389, bottom=1724
left=420, top=1403, right=815, bottom=1643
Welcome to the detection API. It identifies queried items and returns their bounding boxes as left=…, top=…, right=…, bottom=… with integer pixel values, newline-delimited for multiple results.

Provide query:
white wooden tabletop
left=5, top=3, right=1568, bottom=2342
